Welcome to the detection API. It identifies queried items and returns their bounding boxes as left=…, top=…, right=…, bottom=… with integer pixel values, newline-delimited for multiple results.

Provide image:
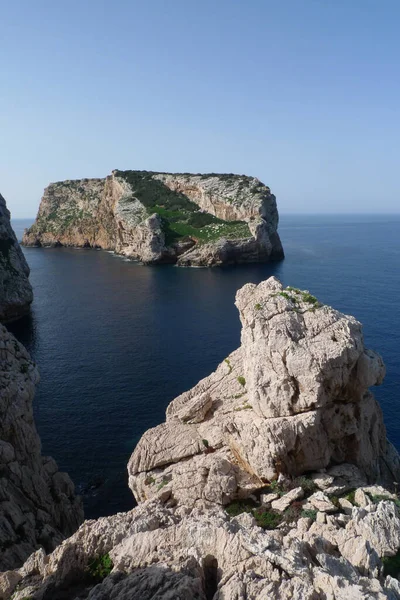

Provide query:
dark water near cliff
left=9, top=215, right=400, bottom=519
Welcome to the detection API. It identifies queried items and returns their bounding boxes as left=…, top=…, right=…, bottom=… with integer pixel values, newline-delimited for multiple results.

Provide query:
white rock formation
left=0, top=194, right=33, bottom=322
left=2, top=277, right=400, bottom=599
left=22, top=171, right=284, bottom=266
left=3, top=485, right=400, bottom=599
left=0, top=324, right=83, bottom=570
left=128, top=278, right=400, bottom=508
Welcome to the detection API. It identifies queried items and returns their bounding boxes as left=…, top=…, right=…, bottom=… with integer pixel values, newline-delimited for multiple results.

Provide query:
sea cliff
left=0, top=194, right=33, bottom=322
left=22, top=171, right=284, bottom=267
left=3, top=278, right=400, bottom=599
left=0, top=213, right=83, bottom=572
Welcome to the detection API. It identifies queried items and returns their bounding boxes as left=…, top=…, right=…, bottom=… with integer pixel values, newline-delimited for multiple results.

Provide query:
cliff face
left=128, top=277, right=399, bottom=507
left=4, top=279, right=400, bottom=600
left=0, top=194, right=33, bottom=322
left=22, top=171, right=284, bottom=266
left=0, top=324, right=83, bottom=570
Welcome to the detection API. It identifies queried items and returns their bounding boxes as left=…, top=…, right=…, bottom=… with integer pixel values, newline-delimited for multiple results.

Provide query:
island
left=22, top=170, right=284, bottom=267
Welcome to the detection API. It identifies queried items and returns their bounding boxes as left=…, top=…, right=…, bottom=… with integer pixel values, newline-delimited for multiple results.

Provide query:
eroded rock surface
left=22, top=171, right=284, bottom=266
left=4, top=477, right=400, bottom=599
left=0, top=325, right=83, bottom=570
left=3, top=277, right=400, bottom=599
left=128, top=277, right=400, bottom=508
left=0, top=194, right=33, bottom=322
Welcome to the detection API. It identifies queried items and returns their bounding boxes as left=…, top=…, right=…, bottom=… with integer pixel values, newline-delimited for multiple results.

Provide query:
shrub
left=225, top=499, right=257, bottom=517
left=87, top=554, right=113, bottom=581
left=301, top=509, right=317, bottom=521
left=253, top=508, right=282, bottom=530
left=202, top=439, right=209, bottom=448
left=237, top=376, right=246, bottom=387
left=345, top=489, right=356, bottom=505
left=255, top=303, right=262, bottom=310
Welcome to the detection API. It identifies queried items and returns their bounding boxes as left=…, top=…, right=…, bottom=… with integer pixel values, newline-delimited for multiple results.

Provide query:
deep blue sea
left=9, top=215, right=400, bottom=519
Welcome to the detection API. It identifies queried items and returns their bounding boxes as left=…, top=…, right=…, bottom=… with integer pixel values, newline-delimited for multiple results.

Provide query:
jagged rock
left=22, top=170, right=284, bottom=266
left=308, top=491, right=338, bottom=513
left=0, top=325, right=83, bottom=570
left=0, top=194, right=33, bottom=322
left=271, top=487, right=304, bottom=512
left=311, top=472, right=335, bottom=490
left=339, top=497, right=354, bottom=514
left=355, top=488, right=373, bottom=508
left=128, top=277, right=400, bottom=508
left=4, top=494, right=400, bottom=600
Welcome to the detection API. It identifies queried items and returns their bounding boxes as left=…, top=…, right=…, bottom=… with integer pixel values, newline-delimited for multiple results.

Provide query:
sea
left=9, top=215, right=400, bottom=519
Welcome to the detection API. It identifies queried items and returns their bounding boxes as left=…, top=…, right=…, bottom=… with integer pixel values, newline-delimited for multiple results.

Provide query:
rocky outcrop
left=128, top=277, right=400, bottom=507
left=3, top=278, right=400, bottom=599
left=0, top=324, right=83, bottom=570
left=22, top=171, right=284, bottom=266
left=0, top=194, right=33, bottom=322
left=4, top=470, right=400, bottom=599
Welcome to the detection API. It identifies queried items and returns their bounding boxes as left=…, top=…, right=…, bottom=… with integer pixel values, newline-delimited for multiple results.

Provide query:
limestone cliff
left=129, top=277, right=400, bottom=507
left=0, top=325, right=83, bottom=570
left=0, top=194, right=33, bottom=322
left=3, top=279, right=400, bottom=600
left=22, top=171, right=284, bottom=266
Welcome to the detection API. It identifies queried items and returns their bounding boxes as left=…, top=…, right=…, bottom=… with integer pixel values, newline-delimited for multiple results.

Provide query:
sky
left=1, top=0, right=399, bottom=217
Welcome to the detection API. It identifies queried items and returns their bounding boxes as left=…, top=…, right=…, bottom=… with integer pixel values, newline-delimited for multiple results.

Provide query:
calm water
left=9, top=215, right=400, bottom=518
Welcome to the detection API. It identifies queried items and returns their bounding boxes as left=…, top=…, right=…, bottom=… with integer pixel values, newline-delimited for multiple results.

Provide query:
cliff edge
left=3, top=278, right=400, bottom=600
left=0, top=194, right=33, bottom=322
left=22, top=171, right=284, bottom=267
left=0, top=325, right=84, bottom=571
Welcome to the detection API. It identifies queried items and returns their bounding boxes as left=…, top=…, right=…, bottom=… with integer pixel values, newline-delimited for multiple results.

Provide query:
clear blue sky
left=2, top=0, right=399, bottom=217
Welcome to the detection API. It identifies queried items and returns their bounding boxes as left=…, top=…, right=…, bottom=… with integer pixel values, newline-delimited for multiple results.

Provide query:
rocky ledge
left=3, top=278, right=400, bottom=600
left=0, top=324, right=83, bottom=571
left=22, top=171, right=284, bottom=267
left=0, top=194, right=33, bottom=322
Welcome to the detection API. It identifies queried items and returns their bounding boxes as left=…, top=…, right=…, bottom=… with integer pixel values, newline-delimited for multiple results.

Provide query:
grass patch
left=234, top=403, right=252, bottom=411
left=253, top=508, right=282, bottom=529
left=345, top=489, right=356, bottom=505
left=225, top=499, right=257, bottom=517
left=87, top=554, right=113, bottom=582
left=116, top=170, right=251, bottom=246
left=301, top=509, right=318, bottom=521
left=224, top=358, right=232, bottom=373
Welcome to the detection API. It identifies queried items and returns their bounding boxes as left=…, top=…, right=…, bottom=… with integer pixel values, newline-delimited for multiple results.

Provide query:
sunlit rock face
left=22, top=170, right=284, bottom=266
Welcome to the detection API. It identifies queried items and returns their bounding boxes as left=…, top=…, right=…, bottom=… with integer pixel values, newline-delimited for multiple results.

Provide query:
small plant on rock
left=237, top=376, right=246, bottom=387
left=253, top=508, right=282, bottom=530
left=87, top=553, right=113, bottom=582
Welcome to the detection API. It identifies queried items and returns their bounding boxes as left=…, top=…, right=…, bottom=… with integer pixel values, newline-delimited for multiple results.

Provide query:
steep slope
left=0, top=324, right=84, bottom=570
left=22, top=170, right=284, bottom=266
left=3, top=279, right=400, bottom=600
left=0, top=194, right=33, bottom=322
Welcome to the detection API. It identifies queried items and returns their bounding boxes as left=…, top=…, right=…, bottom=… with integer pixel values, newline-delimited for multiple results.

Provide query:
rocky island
left=22, top=170, right=284, bottom=266
left=2, top=273, right=400, bottom=599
